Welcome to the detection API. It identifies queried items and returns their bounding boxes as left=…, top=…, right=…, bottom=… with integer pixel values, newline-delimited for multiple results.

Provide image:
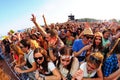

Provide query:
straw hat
left=94, top=32, right=103, bottom=37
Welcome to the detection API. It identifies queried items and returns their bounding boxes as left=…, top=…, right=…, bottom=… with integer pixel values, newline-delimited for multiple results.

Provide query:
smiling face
left=34, top=52, right=44, bottom=64
left=103, top=31, right=110, bottom=39
left=45, top=34, right=51, bottom=41
left=87, top=62, right=97, bottom=73
left=86, top=54, right=102, bottom=73
left=95, top=36, right=102, bottom=46
left=83, top=35, right=94, bottom=45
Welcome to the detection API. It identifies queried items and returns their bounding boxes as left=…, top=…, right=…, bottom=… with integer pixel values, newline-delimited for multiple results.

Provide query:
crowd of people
left=0, top=14, right=120, bottom=80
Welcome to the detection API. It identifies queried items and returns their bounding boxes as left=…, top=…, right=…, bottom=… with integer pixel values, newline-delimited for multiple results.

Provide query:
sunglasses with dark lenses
left=89, top=56, right=101, bottom=65
left=85, top=35, right=93, bottom=39
left=34, top=56, right=43, bottom=61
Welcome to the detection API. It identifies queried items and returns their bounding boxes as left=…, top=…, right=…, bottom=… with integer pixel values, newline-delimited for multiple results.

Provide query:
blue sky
left=0, top=0, right=46, bottom=36
left=0, top=0, right=120, bottom=36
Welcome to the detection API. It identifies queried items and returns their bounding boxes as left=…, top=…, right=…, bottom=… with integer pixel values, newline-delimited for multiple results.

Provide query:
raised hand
left=31, top=14, right=36, bottom=23
left=42, top=14, right=49, bottom=28
left=42, top=14, right=45, bottom=18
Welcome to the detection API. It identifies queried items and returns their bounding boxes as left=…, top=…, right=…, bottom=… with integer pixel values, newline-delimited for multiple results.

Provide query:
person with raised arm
left=31, top=14, right=64, bottom=50
left=42, top=14, right=49, bottom=29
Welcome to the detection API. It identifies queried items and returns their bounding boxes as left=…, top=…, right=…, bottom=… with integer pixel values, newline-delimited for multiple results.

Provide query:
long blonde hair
left=10, top=44, right=24, bottom=55
left=10, top=44, right=24, bottom=64
left=29, top=39, right=40, bottom=50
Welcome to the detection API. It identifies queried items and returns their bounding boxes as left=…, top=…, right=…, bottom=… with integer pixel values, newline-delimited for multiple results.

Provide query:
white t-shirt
left=58, top=57, right=79, bottom=77
left=36, top=61, right=56, bottom=76
left=48, top=61, right=56, bottom=71
left=80, top=62, right=96, bottom=78
left=24, top=49, right=35, bottom=66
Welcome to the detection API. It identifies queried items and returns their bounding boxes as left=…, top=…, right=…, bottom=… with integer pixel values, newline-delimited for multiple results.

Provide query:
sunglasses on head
left=34, top=56, right=43, bottom=61
left=89, top=56, right=101, bottom=65
left=84, top=35, right=93, bottom=39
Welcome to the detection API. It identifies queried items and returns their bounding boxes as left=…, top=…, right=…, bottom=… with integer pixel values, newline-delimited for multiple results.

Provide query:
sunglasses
left=84, top=35, right=93, bottom=39
left=34, top=56, right=43, bottom=61
left=89, top=56, right=101, bottom=65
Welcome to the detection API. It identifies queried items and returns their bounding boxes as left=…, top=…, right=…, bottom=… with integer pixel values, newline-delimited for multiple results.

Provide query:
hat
left=83, top=22, right=93, bottom=35
left=94, top=32, right=103, bottom=37
left=2, top=36, right=8, bottom=39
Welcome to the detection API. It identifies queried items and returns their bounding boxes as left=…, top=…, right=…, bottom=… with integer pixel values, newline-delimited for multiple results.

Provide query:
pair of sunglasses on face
left=84, top=35, right=94, bottom=40
left=34, top=56, right=44, bottom=61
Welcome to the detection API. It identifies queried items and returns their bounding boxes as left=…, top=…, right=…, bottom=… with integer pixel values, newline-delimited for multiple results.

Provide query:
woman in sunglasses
left=33, top=48, right=61, bottom=80
left=72, top=52, right=104, bottom=80
left=56, top=46, right=79, bottom=80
